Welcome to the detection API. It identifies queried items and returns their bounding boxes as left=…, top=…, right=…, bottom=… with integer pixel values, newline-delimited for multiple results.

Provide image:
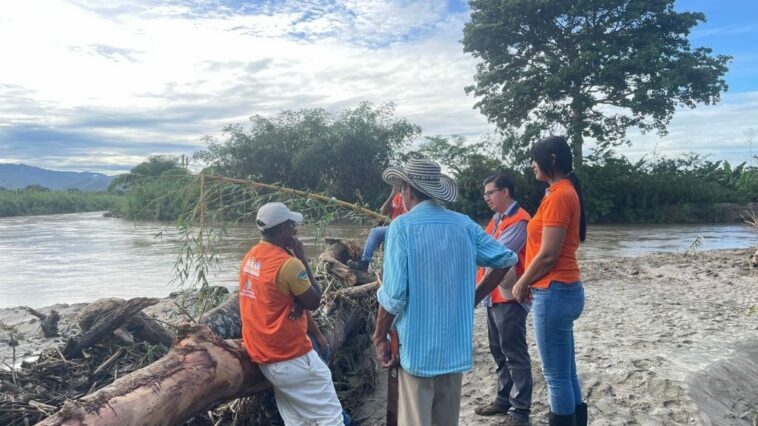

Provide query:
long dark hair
left=531, top=136, right=587, bottom=242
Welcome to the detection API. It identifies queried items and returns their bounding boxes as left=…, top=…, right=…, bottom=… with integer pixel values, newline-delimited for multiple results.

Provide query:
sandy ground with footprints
left=354, top=248, right=758, bottom=425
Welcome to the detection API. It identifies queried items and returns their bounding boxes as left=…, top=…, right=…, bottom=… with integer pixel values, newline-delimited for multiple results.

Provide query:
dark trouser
left=487, top=302, right=533, bottom=422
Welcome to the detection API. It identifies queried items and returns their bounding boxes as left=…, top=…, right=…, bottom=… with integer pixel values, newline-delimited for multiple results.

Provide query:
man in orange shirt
left=239, top=202, right=344, bottom=425
left=347, top=186, right=406, bottom=271
left=475, top=174, right=533, bottom=426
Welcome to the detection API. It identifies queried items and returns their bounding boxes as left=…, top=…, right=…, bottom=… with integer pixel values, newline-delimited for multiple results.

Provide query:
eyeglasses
left=483, top=188, right=505, bottom=197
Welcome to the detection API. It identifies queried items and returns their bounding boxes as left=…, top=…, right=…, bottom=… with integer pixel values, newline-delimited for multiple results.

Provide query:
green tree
left=109, top=155, right=186, bottom=193
left=195, top=102, right=420, bottom=207
left=462, top=0, right=731, bottom=166
left=24, top=184, right=50, bottom=192
left=107, top=156, right=193, bottom=220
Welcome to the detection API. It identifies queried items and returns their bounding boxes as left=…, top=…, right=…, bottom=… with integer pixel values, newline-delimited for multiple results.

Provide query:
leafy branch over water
left=152, top=174, right=381, bottom=315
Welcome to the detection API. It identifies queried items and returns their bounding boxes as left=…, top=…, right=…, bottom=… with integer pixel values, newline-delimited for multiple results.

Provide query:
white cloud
left=0, top=0, right=755, bottom=174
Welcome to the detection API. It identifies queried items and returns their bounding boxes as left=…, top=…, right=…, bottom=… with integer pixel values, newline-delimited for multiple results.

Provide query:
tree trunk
left=200, top=290, right=242, bottom=339
left=36, top=325, right=272, bottom=426
left=37, top=283, right=376, bottom=426
left=570, top=97, right=584, bottom=168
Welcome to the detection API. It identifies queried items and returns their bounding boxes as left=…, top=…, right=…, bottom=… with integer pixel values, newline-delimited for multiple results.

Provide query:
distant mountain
left=0, top=164, right=116, bottom=192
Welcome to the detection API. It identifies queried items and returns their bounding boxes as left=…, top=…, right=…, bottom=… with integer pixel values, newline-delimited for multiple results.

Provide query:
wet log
left=63, top=298, right=159, bottom=358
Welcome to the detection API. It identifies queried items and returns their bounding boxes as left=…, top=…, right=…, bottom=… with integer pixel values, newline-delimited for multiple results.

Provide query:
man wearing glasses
left=475, top=175, right=533, bottom=426
left=239, top=202, right=345, bottom=425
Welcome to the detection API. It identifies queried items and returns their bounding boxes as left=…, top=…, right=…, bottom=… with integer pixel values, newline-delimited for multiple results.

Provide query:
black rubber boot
left=549, top=411, right=576, bottom=426
left=575, top=403, right=587, bottom=426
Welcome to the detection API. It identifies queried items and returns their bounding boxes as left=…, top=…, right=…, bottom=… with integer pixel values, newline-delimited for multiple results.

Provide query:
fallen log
left=199, top=290, right=242, bottom=339
left=37, top=325, right=271, bottom=426
left=63, top=298, right=159, bottom=359
left=36, top=292, right=370, bottom=426
left=320, top=239, right=375, bottom=286
left=78, top=298, right=174, bottom=347
left=36, top=239, right=379, bottom=425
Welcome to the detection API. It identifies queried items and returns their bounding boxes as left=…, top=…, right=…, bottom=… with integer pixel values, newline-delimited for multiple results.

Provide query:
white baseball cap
left=255, top=202, right=304, bottom=230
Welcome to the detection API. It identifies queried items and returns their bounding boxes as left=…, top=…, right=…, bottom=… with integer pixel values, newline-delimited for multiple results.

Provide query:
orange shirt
left=525, top=179, right=581, bottom=289
left=476, top=207, right=531, bottom=303
left=239, top=241, right=312, bottom=364
left=390, top=193, right=406, bottom=219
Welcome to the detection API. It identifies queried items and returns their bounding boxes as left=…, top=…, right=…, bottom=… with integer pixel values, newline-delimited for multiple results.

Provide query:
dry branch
left=22, top=307, right=60, bottom=338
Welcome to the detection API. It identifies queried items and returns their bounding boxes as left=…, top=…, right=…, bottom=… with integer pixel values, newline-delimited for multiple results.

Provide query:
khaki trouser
left=398, top=368, right=463, bottom=426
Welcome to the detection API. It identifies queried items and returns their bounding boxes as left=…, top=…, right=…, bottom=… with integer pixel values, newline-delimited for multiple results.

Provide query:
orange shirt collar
left=546, top=178, right=572, bottom=194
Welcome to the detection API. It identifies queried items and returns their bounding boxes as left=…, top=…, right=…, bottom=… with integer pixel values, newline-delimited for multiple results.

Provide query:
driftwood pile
left=0, top=239, right=379, bottom=426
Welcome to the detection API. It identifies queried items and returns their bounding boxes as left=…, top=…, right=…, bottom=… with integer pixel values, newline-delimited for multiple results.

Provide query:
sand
left=2, top=249, right=757, bottom=425
left=353, top=248, right=758, bottom=425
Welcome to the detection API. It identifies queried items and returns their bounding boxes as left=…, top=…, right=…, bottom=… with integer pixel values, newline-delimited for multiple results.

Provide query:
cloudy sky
left=0, top=0, right=756, bottom=174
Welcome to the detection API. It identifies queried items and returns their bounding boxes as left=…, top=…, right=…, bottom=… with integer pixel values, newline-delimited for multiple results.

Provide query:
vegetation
left=0, top=186, right=123, bottom=217
left=108, top=155, right=196, bottom=221
left=103, top=108, right=756, bottom=291
left=419, top=136, right=758, bottom=224
left=110, top=111, right=757, bottom=228
left=462, top=0, right=731, bottom=166
left=194, top=102, right=419, bottom=207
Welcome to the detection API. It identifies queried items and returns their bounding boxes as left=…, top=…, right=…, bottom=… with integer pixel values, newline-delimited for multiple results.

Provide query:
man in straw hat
left=372, top=158, right=519, bottom=426
left=239, top=202, right=345, bottom=425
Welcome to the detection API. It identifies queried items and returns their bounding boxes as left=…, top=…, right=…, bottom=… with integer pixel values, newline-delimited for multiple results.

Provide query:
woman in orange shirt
left=513, top=136, right=587, bottom=426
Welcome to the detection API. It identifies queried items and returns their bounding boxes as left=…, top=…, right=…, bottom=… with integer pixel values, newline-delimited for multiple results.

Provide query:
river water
left=0, top=212, right=755, bottom=308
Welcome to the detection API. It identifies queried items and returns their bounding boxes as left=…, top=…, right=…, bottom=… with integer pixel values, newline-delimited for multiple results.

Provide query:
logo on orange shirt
left=241, top=278, right=256, bottom=299
left=244, top=258, right=261, bottom=277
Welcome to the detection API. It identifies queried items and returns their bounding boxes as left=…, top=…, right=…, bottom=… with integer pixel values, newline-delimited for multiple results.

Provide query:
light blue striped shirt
left=377, top=200, right=518, bottom=377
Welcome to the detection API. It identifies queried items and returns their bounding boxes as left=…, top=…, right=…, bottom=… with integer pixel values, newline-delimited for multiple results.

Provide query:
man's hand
left=373, top=335, right=399, bottom=369
left=512, top=280, right=531, bottom=303
left=290, top=237, right=307, bottom=262
left=289, top=300, right=304, bottom=320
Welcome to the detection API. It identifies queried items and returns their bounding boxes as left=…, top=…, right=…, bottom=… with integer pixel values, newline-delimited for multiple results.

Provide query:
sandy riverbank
left=354, top=248, right=758, bottom=425
left=2, top=249, right=757, bottom=425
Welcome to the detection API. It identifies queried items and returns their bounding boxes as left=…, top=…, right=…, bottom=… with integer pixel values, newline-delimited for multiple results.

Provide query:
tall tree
left=462, top=0, right=731, bottom=166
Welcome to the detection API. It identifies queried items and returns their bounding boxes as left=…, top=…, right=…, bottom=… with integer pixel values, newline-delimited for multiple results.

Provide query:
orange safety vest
left=239, top=242, right=312, bottom=364
left=390, top=193, right=406, bottom=219
left=476, top=207, right=531, bottom=304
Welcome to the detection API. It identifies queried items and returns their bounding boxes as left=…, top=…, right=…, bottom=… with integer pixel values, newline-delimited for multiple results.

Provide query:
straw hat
left=381, top=158, right=457, bottom=203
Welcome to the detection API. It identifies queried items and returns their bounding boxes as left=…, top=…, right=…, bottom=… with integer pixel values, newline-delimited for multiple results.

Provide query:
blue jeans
left=361, top=225, right=388, bottom=262
left=532, top=281, right=584, bottom=415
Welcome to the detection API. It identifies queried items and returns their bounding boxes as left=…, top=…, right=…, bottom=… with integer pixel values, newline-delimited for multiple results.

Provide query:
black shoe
left=346, top=259, right=369, bottom=271
left=499, top=413, right=529, bottom=425
left=549, top=411, right=576, bottom=426
left=575, top=403, right=587, bottom=426
left=474, top=401, right=509, bottom=416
